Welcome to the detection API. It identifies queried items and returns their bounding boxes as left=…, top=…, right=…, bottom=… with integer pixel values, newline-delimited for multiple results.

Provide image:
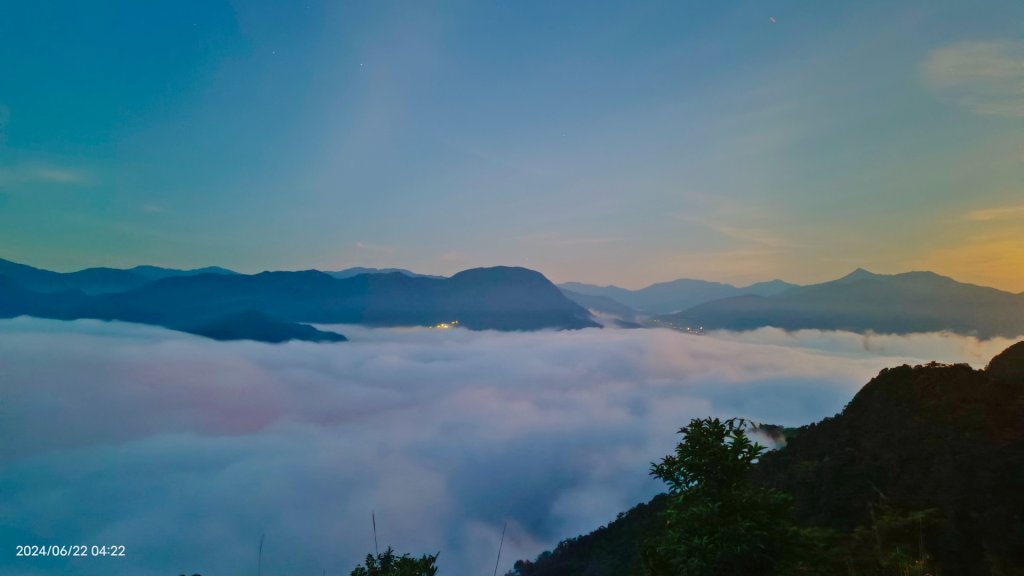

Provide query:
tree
left=646, top=417, right=797, bottom=576
left=350, top=546, right=439, bottom=576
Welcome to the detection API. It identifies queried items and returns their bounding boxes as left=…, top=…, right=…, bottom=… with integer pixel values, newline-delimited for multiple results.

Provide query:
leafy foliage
left=350, top=546, right=439, bottom=576
left=646, top=418, right=797, bottom=576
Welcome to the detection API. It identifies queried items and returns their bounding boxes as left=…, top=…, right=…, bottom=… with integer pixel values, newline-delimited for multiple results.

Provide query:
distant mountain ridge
left=562, top=268, right=1024, bottom=338
left=129, top=264, right=238, bottom=281
left=0, top=258, right=237, bottom=295
left=0, top=257, right=448, bottom=293
left=559, top=277, right=798, bottom=314
left=661, top=268, right=1024, bottom=338
left=326, top=267, right=444, bottom=280
left=0, top=258, right=597, bottom=341
left=6, top=258, right=1021, bottom=340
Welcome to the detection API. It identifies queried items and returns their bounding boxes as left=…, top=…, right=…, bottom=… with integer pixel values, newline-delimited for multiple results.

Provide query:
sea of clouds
left=0, top=318, right=1018, bottom=576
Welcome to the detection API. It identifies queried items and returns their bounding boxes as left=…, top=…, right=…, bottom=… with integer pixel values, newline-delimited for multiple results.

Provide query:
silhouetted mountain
left=987, top=341, right=1024, bottom=382
left=0, top=258, right=64, bottom=290
left=511, top=342, right=1024, bottom=576
left=744, top=279, right=798, bottom=294
left=830, top=267, right=879, bottom=285
left=0, top=257, right=236, bottom=295
left=128, top=265, right=237, bottom=281
left=0, top=275, right=344, bottom=343
left=437, top=267, right=599, bottom=330
left=326, top=267, right=443, bottom=279
left=0, top=258, right=148, bottom=294
left=661, top=269, right=1024, bottom=338
left=0, top=276, right=87, bottom=317
left=752, top=351, right=1024, bottom=574
left=188, top=310, right=347, bottom=343
left=62, top=267, right=152, bottom=293
left=559, top=277, right=797, bottom=314
left=0, top=261, right=597, bottom=337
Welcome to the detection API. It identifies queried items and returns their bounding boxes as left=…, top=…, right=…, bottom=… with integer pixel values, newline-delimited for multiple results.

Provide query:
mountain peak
left=450, top=266, right=547, bottom=284
left=837, top=268, right=879, bottom=282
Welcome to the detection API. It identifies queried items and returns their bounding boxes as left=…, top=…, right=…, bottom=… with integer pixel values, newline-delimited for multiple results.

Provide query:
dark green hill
left=511, top=342, right=1024, bottom=576
left=512, top=496, right=670, bottom=576
left=987, top=341, right=1024, bottom=382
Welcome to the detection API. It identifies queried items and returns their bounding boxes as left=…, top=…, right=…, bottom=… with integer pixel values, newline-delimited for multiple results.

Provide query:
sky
left=1, top=0, right=1023, bottom=290
left=1, top=318, right=1017, bottom=576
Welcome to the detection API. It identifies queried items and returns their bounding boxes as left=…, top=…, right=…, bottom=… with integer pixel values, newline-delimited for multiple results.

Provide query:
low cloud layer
left=0, top=319, right=1017, bottom=576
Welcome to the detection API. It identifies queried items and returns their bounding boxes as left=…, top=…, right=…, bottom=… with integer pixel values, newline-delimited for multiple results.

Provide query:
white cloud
left=709, top=327, right=1020, bottom=367
left=965, top=204, right=1024, bottom=222
left=0, top=319, right=1017, bottom=576
left=0, top=164, right=91, bottom=188
left=924, top=40, right=1024, bottom=118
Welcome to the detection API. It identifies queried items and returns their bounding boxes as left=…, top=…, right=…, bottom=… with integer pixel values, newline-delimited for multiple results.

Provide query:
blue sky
left=1, top=0, right=1023, bottom=289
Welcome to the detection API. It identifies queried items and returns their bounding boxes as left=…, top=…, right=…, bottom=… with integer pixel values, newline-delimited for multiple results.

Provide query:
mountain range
left=0, top=257, right=237, bottom=295
left=559, top=278, right=798, bottom=315
left=326, top=267, right=445, bottom=280
left=560, top=269, right=1024, bottom=339
left=661, top=268, right=1024, bottom=339
left=0, top=258, right=597, bottom=342
left=4, top=257, right=1023, bottom=342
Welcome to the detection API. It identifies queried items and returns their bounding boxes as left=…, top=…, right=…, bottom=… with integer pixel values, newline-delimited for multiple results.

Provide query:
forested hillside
left=511, top=342, right=1024, bottom=575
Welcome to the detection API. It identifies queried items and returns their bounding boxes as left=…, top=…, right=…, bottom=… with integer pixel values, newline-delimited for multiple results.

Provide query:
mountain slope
left=753, top=349, right=1024, bottom=574
left=661, top=269, right=1024, bottom=338
left=0, top=258, right=150, bottom=294
left=511, top=342, right=1024, bottom=576
left=560, top=289, right=640, bottom=324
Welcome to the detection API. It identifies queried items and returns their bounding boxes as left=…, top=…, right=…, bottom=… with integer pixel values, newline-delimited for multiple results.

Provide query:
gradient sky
left=1, top=1, right=1022, bottom=290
